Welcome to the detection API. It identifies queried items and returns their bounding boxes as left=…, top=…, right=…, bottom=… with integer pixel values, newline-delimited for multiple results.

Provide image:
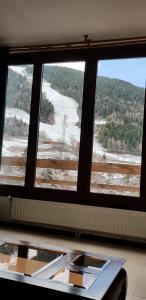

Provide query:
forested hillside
left=25, top=66, right=145, bottom=154
left=95, top=77, right=144, bottom=155
left=26, top=65, right=84, bottom=112
left=6, top=68, right=54, bottom=125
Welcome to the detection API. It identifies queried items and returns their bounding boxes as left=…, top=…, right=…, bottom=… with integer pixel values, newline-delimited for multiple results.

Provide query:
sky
left=99, top=58, right=146, bottom=88
left=51, top=58, right=146, bottom=88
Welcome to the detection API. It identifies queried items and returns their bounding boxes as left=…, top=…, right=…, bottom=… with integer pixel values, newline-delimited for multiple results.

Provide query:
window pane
left=91, top=58, right=146, bottom=197
left=34, top=62, right=85, bottom=190
left=0, top=65, right=33, bottom=185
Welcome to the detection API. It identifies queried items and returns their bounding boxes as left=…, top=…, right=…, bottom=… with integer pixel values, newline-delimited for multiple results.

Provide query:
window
left=0, top=65, right=33, bottom=185
left=91, top=59, right=146, bottom=197
left=1, top=45, right=146, bottom=211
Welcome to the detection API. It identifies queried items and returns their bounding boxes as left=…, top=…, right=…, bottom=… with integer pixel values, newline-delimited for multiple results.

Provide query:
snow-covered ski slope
left=7, top=66, right=140, bottom=163
left=10, top=66, right=80, bottom=144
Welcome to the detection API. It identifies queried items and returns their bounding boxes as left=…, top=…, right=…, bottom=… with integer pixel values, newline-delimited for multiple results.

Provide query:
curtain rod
left=10, top=35, right=146, bottom=54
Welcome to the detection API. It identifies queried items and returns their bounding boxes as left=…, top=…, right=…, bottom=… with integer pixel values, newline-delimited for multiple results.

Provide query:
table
left=0, top=238, right=127, bottom=299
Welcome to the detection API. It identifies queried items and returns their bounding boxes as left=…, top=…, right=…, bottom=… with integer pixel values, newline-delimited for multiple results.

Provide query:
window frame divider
left=140, top=85, right=146, bottom=205
left=0, top=48, right=9, bottom=166
left=25, top=63, right=43, bottom=190
left=77, top=58, right=97, bottom=192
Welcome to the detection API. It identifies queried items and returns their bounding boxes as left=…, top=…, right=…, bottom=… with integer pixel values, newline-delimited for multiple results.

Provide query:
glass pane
left=91, top=58, right=146, bottom=197
left=34, top=62, right=85, bottom=190
left=0, top=65, right=33, bottom=185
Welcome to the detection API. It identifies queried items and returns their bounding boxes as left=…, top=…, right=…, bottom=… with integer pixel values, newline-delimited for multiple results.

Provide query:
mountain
left=10, top=65, right=145, bottom=155
left=39, top=65, right=144, bottom=155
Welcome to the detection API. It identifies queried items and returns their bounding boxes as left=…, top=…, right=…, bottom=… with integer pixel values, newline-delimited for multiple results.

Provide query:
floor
left=0, top=225, right=146, bottom=300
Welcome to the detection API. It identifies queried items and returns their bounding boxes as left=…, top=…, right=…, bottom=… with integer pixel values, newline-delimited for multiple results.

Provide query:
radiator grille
left=11, top=198, right=146, bottom=239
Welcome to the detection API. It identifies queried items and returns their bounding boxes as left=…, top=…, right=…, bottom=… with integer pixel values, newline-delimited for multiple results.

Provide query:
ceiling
left=1, top=0, right=146, bottom=47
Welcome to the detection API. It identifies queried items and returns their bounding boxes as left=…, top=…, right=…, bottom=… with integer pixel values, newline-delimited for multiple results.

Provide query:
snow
left=6, top=107, right=30, bottom=124
left=93, top=140, right=141, bottom=163
left=95, top=119, right=106, bottom=125
left=42, top=80, right=80, bottom=143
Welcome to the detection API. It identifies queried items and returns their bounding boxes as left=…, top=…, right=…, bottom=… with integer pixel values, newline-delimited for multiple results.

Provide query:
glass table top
left=0, top=242, right=64, bottom=276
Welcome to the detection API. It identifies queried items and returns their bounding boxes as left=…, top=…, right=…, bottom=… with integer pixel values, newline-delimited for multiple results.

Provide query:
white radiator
left=11, top=198, right=146, bottom=240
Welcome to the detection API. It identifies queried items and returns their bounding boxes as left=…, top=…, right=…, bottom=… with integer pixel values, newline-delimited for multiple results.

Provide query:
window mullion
left=77, top=58, right=97, bottom=192
left=25, top=63, right=43, bottom=190
left=140, top=86, right=146, bottom=208
left=0, top=48, right=9, bottom=164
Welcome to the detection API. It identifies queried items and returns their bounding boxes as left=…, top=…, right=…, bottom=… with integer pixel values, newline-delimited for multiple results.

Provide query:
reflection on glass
left=91, top=58, right=146, bottom=197
left=28, top=249, right=63, bottom=263
left=51, top=268, right=96, bottom=289
left=34, top=62, right=85, bottom=190
left=0, top=65, right=33, bottom=185
left=72, top=255, right=107, bottom=269
left=0, top=242, right=64, bottom=276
